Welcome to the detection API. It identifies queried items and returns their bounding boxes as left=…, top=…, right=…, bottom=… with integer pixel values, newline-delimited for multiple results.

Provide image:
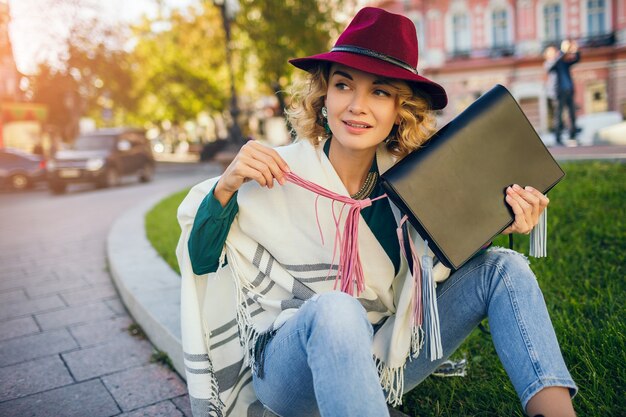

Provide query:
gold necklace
left=350, top=172, right=378, bottom=200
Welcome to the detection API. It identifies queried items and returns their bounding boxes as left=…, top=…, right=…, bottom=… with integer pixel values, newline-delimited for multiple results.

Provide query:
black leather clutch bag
left=381, top=84, right=565, bottom=270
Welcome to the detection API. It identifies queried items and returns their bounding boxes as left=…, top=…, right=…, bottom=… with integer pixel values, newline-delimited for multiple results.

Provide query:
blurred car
left=47, top=128, right=155, bottom=194
left=0, top=148, right=47, bottom=190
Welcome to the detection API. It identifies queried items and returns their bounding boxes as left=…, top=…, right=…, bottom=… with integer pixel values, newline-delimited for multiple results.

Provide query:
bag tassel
left=397, top=217, right=441, bottom=360
left=529, top=209, right=547, bottom=258
left=421, top=241, right=443, bottom=361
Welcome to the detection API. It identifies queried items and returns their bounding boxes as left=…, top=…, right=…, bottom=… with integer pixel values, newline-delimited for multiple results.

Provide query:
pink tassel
left=285, top=171, right=442, bottom=360
left=397, top=217, right=442, bottom=360
left=285, top=171, right=386, bottom=296
left=397, top=216, right=422, bottom=330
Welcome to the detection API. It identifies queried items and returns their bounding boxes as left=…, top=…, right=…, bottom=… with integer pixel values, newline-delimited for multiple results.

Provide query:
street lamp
left=213, top=0, right=245, bottom=148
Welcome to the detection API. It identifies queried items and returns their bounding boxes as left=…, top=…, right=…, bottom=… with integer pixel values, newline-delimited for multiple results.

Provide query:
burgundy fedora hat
left=289, top=7, right=448, bottom=110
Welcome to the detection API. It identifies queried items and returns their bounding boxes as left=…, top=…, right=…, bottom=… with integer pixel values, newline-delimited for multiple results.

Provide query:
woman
left=177, top=7, right=577, bottom=417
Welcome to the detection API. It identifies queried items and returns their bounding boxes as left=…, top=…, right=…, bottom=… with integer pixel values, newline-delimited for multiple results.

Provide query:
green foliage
left=129, top=6, right=229, bottom=123
left=28, top=16, right=134, bottom=137
left=127, top=322, right=146, bottom=339
left=237, top=0, right=348, bottom=90
left=150, top=349, right=174, bottom=370
left=29, top=65, right=78, bottom=139
left=145, top=188, right=190, bottom=276
left=26, top=1, right=353, bottom=130
left=401, top=161, right=625, bottom=416
left=146, top=162, right=625, bottom=416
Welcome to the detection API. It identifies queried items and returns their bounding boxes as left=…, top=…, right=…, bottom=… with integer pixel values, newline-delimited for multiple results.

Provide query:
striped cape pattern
left=176, top=140, right=451, bottom=416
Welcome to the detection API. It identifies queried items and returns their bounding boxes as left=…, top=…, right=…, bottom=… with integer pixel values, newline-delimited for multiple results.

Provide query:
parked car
left=0, top=148, right=47, bottom=190
left=47, top=128, right=155, bottom=194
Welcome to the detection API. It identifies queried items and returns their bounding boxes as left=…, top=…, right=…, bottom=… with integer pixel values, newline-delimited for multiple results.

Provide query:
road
left=0, top=162, right=219, bottom=417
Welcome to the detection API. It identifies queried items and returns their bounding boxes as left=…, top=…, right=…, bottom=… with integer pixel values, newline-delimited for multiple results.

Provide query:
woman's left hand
left=501, top=184, right=550, bottom=235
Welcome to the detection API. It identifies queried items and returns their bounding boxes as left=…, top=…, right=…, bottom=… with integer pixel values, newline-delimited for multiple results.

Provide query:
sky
left=7, top=0, right=196, bottom=74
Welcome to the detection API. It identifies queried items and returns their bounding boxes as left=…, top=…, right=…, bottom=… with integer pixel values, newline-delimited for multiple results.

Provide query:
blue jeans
left=252, top=249, right=577, bottom=417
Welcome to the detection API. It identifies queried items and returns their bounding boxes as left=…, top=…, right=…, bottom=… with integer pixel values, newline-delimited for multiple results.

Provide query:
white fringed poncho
left=177, top=139, right=451, bottom=416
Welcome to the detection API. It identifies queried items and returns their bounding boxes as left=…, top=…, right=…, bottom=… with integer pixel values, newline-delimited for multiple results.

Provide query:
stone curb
left=106, top=191, right=185, bottom=377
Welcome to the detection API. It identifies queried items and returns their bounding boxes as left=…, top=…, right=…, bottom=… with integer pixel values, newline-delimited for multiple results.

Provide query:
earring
left=321, top=106, right=331, bottom=135
left=385, top=124, right=399, bottom=144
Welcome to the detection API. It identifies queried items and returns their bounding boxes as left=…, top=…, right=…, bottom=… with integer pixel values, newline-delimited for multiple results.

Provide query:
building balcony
left=447, top=49, right=471, bottom=60
left=489, top=44, right=515, bottom=58
left=445, top=44, right=515, bottom=62
left=542, top=32, right=615, bottom=50
left=579, top=32, right=616, bottom=48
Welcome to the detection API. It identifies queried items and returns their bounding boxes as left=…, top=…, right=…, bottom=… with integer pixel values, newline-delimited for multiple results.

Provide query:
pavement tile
left=102, top=363, right=187, bottom=411
left=0, top=266, right=28, bottom=280
left=0, top=316, right=40, bottom=342
left=62, top=333, right=153, bottom=381
left=118, top=400, right=183, bottom=417
left=171, top=395, right=193, bottom=417
left=0, top=250, right=24, bottom=262
left=0, top=288, right=28, bottom=304
left=0, top=379, right=120, bottom=417
left=36, top=249, right=105, bottom=262
left=35, top=301, right=117, bottom=330
left=48, top=256, right=107, bottom=271
left=0, top=295, right=66, bottom=321
left=105, top=298, right=128, bottom=315
left=60, top=283, right=119, bottom=306
left=84, top=273, right=116, bottom=285
left=0, top=328, right=78, bottom=367
left=0, top=271, right=57, bottom=292
left=23, top=254, right=101, bottom=269
left=25, top=277, right=91, bottom=298
left=69, top=316, right=134, bottom=348
left=0, top=355, right=74, bottom=401
left=56, top=264, right=107, bottom=280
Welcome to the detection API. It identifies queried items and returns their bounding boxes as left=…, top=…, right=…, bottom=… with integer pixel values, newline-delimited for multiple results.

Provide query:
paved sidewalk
left=548, top=144, right=626, bottom=161
left=0, top=164, right=212, bottom=417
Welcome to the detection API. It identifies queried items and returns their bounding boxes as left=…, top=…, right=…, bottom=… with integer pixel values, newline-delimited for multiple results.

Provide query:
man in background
left=544, top=40, right=581, bottom=145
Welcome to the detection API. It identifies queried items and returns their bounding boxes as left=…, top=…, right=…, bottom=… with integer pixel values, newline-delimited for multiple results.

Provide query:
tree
left=236, top=0, right=353, bottom=103
left=66, top=21, right=135, bottom=124
left=22, top=0, right=135, bottom=138
left=28, top=64, right=78, bottom=140
left=128, top=5, right=230, bottom=125
left=28, top=19, right=134, bottom=138
left=24, top=0, right=359, bottom=136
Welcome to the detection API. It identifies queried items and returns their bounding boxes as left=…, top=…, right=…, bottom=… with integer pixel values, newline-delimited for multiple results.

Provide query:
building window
left=428, top=10, right=441, bottom=45
left=587, top=0, right=606, bottom=36
left=543, top=3, right=561, bottom=42
left=452, top=13, right=471, bottom=53
left=492, top=9, right=508, bottom=47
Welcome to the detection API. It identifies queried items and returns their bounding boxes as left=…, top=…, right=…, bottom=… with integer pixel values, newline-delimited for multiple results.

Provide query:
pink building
left=0, top=0, right=20, bottom=101
left=371, top=0, right=626, bottom=132
left=0, top=0, right=48, bottom=151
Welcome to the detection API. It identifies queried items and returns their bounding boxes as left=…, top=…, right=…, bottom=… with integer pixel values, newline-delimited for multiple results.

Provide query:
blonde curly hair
left=285, top=63, right=438, bottom=158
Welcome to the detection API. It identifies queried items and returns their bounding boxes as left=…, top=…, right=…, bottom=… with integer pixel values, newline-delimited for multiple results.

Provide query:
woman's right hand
left=214, top=140, right=290, bottom=207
